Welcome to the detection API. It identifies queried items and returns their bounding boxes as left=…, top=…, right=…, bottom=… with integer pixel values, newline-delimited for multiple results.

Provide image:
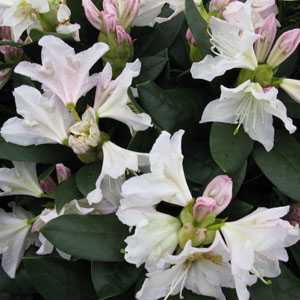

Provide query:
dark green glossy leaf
left=185, top=0, right=211, bottom=56
left=138, top=81, right=205, bottom=132
left=91, top=262, right=141, bottom=300
left=41, top=215, right=127, bottom=261
left=253, top=132, right=300, bottom=201
left=133, top=13, right=185, bottom=57
left=135, top=50, right=168, bottom=84
left=75, top=162, right=102, bottom=196
left=0, top=139, right=78, bottom=164
left=210, top=123, right=253, bottom=173
left=54, top=176, right=83, bottom=212
left=24, top=257, right=96, bottom=300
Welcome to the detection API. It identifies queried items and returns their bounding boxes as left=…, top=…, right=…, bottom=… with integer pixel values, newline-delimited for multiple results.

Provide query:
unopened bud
left=0, top=27, right=23, bottom=62
left=82, top=0, right=102, bottom=30
left=98, top=26, right=133, bottom=76
left=193, top=197, right=217, bottom=222
left=280, top=78, right=300, bottom=104
left=56, top=164, right=71, bottom=184
left=255, top=14, right=277, bottom=63
left=267, top=29, right=300, bottom=68
left=40, top=177, right=57, bottom=193
left=288, top=205, right=300, bottom=226
left=203, top=175, right=233, bottom=215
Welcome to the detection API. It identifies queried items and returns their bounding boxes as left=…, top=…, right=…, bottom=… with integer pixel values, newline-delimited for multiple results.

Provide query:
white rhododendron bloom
left=1, top=85, right=75, bottom=146
left=191, top=17, right=258, bottom=81
left=280, top=78, right=300, bottom=104
left=0, top=0, right=50, bottom=41
left=87, top=141, right=149, bottom=205
left=121, top=130, right=192, bottom=208
left=117, top=207, right=181, bottom=271
left=15, top=36, right=109, bottom=106
left=0, top=205, right=34, bottom=278
left=0, top=161, right=43, bottom=198
left=200, top=81, right=296, bottom=151
left=221, top=206, right=300, bottom=300
left=136, top=233, right=235, bottom=300
left=56, top=3, right=81, bottom=41
left=95, top=60, right=152, bottom=133
left=68, top=107, right=100, bottom=155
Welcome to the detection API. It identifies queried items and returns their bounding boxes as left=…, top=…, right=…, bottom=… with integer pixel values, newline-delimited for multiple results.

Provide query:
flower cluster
left=0, top=1, right=299, bottom=300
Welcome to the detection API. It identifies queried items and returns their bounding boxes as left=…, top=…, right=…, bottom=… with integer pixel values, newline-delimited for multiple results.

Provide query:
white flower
left=221, top=206, right=300, bottom=300
left=280, top=78, right=300, bottom=104
left=117, top=207, right=181, bottom=271
left=14, top=35, right=109, bottom=106
left=200, top=81, right=296, bottom=151
left=1, top=85, right=75, bottom=146
left=0, top=0, right=50, bottom=41
left=68, top=107, right=100, bottom=155
left=56, top=3, right=80, bottom=41
left=222, top=0, right=254, bottom=32
left=136, top=233, right=235, bottom=300
left=0, top=205, right=33, bottom=278
left=191, top=17, right=258, bottom=81
left=0, top=161, right=43, bottom=197
left=33, top=199, right=94, bottom=258
left=121, top=130, right=192, bottom=208
left=87, top=141, right=149, bottom=205
left=95, top=59, right=152, bottom=133
left=134, top=0, right=200, bottom=27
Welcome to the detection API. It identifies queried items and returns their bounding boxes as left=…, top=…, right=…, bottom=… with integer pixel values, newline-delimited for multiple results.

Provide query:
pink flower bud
left=255, top=14, right=277, bottom=63
left=203, top=175, right=233, bottom=215
left=101, top=11, right=118, bottom=33
left=0, top=26, right=23, bottom=62
left=115, top=24, right=132, bottom=44
left=102, top=0, right=118, bottom=17
left=267, top=29, right=300, bottom=68
left=280, top=78, right=300, bottom=104
left=40, top=177, right=57, bottom=193
left=82, top=0, right=102, bottom=30
left=193, top=197, right=217, bottom=222
left=186, top=28, right=197, bottom=46
left=288, top=205, right=300, bottom=226
left=56, top=164, right=71, bottom=184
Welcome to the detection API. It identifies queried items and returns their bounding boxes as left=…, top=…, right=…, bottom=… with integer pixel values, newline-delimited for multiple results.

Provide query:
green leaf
left=133, top=13, right=185, bottom=57
left=75, top=162, right=102, bottom=196
left=24, top=257, right=96, bottom=300
left=41, top=215, right=128, bottom=261
left=221, top=199, right=253, bottom=220
left=250, top=265, right=300, bottom=300
left=135, top=50, right=168, bottom=84
left=185, top=0, right=211, bottom=56
left=253, top=132, right=300, bottom=201
left=0, top=139, right=78, bottom=164
left=137, top=82, right=205, bottom=132
left=29, top=29, right=73, bottom=43
left=54, top=176, right=83, bottom=212
left=290, top=244, right=300, bottom=271
left=91, top=262, right=141, bottom=300
left=210, top=124, right=253, bottom=173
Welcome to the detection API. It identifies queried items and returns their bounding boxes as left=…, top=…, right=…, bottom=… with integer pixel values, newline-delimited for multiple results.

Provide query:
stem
left=198, top=0, right=210, bottom=23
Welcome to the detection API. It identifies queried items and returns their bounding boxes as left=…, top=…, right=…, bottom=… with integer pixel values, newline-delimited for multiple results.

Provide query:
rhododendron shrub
left=0, top=1, right=299, bottom=300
